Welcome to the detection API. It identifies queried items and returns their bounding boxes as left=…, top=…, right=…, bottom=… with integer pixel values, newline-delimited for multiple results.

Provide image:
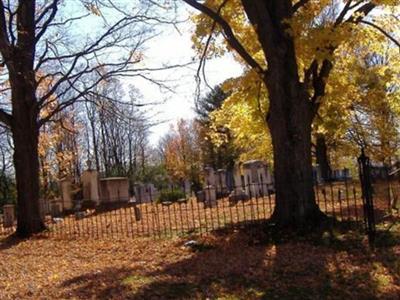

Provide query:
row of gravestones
left=201, top=160, right=275, bottom=208
left=57, top=169, right=160, bottom=216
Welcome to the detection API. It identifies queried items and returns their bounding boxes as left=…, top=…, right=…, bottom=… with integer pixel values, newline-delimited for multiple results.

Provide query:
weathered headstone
left=184, top=179, right=191, bottom=198
left=204, top=185, right=217, bottom=208
left=216, top=169, right=228, bottom=196
left=60, top=178, right=73, bottom=210
left=204, top=167, right=216, bottom=187
left=134, top=183, right=153, bottom=203
left=243, top=160, right=274, bottom=197
left=229, top=164, right=248, bottom=202
left=257, top=163, right=274, bottom=195
left=2, top=204, right=15, bottom=228
left=80, top=170, right=100, bottom=205
left=99, top=177, right=129, bottom=203
left=50, top=200, right=63, bottom=217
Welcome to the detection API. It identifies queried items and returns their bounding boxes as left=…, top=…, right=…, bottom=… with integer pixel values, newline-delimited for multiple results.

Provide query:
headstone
left=184, top=179, right=191, bottom=198
left=60, top=178, right=73, bottom=210
left=75, top=211, right=85, bottom=220
left=146, top=183, right=157, bottom=202
left=50, top=200, right=63, bottom=217
left=257, top=164, right=274, bottom=195
left=134, top=183, right=153, bottom=203
left=216, top=169, right=228, bottom=196
left=204, top=185, right=217, bottom=208
left=99, top=177, right=129, bottom=203
left=80, top=170, right=100, bottom=205
left=243, top=160, right=274, bottom=197
left=2, top=204, right=15, bottom=228
left=229, top=164, right=248, bottom=202
left=204, top=167, right=216, bottom=187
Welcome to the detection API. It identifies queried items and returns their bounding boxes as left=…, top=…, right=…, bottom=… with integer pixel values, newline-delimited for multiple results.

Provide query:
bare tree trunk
left=11, top=84, right=46, bottom=237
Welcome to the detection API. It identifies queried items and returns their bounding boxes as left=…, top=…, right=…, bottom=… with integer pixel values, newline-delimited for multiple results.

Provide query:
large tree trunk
left=315, top=134, right=332, bottom=182
left=11, top=84, right=46, bottom=237
left=267, top=83, right=323, bottom=225
left=9, top=0, right=46, bottom=236
left=241, top=0, right=325, bottom=226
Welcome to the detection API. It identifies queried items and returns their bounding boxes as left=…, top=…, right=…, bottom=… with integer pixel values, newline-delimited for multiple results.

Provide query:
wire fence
left=0, top=179, right=396, bottom=239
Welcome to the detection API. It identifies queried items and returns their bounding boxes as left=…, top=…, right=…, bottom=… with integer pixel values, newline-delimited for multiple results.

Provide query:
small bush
left=157, top=190, right=186, bottom=203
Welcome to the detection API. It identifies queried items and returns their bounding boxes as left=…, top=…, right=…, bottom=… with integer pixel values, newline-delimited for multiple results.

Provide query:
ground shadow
left=0, top=233, right=25, bottom=250
left=59, top=221, right=400, bottom=299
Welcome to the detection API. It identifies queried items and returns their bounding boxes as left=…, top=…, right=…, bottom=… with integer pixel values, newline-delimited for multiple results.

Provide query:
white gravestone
left=243, top=160, right=274, bottom=197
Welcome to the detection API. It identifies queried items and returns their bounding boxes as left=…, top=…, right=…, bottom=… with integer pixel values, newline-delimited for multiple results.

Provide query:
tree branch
left=0, top=108, right=12, bottom=126
left=292, top=0, right=310, bottom=13
left=182, top=0, right=264, bottom=73
left=360, top=20, right=400, bottom=50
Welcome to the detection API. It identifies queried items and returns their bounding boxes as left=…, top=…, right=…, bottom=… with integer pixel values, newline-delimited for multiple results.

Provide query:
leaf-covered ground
left=0, top=223, right=399, bottom=300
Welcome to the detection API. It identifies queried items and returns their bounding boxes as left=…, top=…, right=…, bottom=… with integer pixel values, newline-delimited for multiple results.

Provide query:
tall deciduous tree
left=183, top=0, right=397, bottom=226
left=0, top=0, right=165, bottom=237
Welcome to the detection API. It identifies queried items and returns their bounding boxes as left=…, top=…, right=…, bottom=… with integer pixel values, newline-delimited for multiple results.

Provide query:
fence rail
left=0, top=180, right=396, bottom=239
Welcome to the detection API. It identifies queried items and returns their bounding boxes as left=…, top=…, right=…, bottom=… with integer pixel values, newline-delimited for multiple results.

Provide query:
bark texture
left=242, top=0, right=324, bottom=225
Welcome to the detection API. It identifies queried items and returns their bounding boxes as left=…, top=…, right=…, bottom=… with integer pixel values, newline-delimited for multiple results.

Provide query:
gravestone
left=229, top=164, right=248, bottom=202
left=216, top=169, right=228, bottom=196
left=204, top=167, right=216, bottom=187
left=134, top=183, right=157, bottom=203
left=184, top=179, right=191, bottom=198
left=50, top=200, right=63, bottom=217
left=204, top=185, right=217, bottom=208
left=257, top=163, right=274, bottom=195
left=243, top=160, right=274, bottom=197
left=99, top=177, right=129, bottom=203
left=80, top=170, right=100, bottom=205
left=60, top=178, right=73, bottom=210
left=2, top=204, right=15, bottom=228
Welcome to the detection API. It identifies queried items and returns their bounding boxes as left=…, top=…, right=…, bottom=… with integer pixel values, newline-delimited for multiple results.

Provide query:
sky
left=126, top=8, right=244, bottom=145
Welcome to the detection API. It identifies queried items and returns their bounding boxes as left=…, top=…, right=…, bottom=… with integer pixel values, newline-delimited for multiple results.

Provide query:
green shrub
left=157, top=189, right=186, bottom=203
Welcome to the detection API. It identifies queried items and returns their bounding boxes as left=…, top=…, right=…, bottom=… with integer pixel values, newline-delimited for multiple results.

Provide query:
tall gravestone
left=216, top=169, right=228, bottom=196
left=243, top=160, right=274, bottom=197
left=203, top=167, right=217, bottom=207
left=184, top=179, right=191, bottom=198
left=81, top=170, right=100, bottom=205
left=2, top=204, right=15, bottom=228
left=60, top=178, right=73, bottom=210
left=228, top=164, right=248, bottom=202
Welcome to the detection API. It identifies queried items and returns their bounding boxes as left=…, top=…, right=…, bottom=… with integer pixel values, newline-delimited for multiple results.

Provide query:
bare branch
left=0, top=108, right=11, bottom=126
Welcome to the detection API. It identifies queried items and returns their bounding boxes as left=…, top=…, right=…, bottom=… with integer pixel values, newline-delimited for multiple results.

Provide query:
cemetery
left=0, top=0, right=400, bottom=299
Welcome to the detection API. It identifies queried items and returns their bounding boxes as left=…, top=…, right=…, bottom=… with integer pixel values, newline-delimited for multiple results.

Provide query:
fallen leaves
left=0, top=227, right=399, bottom=299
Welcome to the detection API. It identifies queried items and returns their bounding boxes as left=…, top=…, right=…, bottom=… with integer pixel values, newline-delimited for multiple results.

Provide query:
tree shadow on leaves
left=59, top=221, right=400, bottom=299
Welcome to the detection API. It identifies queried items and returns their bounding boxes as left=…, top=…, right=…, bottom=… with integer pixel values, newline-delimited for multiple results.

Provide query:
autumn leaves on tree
left=0, top=0, right=398, bottom=236
left=184, top=0, right=399, bottom=225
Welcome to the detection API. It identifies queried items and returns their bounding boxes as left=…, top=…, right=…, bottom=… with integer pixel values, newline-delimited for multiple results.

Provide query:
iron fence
left=2, top=178, right=395, bottom=239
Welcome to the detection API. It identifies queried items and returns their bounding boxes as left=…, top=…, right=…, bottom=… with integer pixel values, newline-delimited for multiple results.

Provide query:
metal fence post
left=358, top=148, right=376, bottom=248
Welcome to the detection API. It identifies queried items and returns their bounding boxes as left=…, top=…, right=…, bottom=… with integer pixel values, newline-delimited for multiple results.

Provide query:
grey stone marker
left=2, top=204, right=15, bottom=228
